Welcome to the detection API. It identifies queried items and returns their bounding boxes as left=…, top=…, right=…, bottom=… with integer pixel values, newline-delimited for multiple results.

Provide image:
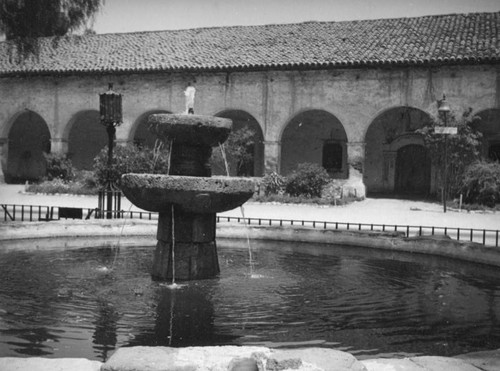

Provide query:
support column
left=0, top=138, right=8, bottom=183
left=263, top=140, right=281, bottom=174
left=50, top=138, right=68, bottom=154
left=344, top=142, right=366, bottom=198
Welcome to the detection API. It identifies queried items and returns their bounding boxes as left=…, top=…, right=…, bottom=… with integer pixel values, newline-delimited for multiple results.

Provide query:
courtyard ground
left=0, top=184, right=498, bottom=231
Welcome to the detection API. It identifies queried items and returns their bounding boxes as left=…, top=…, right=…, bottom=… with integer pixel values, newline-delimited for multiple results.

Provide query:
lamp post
left=99, top=83, right=123, bottom=219
left=437, top=94, right=451, bottom=213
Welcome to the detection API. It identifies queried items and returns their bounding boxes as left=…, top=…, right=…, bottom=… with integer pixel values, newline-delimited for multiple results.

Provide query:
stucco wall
left=0, top=64, right=498, bottom=192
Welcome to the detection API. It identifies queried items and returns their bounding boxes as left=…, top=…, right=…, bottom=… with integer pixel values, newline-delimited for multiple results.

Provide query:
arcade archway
left=281, top=110, right=347, bottom=177
left=6, top=111, right=51, bottom=182
left=132, top=110, right=171, bottom=149
left=473, top=109, right=500, bottom=162
left=67, top=110, right=105, bottom=170
left=212, top=110, right=264, bottom=177
left=364, top=107, right=432, bottom=196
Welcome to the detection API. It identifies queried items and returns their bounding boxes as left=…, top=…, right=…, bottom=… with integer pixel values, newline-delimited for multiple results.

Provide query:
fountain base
left=152, top=210, right=220, bottom=281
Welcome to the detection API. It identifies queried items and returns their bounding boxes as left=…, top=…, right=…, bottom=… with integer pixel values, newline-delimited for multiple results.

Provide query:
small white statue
left=184, top=83, right=195, bottom=114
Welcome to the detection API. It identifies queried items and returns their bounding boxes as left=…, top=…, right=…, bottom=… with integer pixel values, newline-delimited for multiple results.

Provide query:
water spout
left=184, top=83, right=195, bottom=114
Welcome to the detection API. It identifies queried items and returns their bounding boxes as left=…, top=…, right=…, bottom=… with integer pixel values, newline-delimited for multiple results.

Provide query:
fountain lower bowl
left=121, top=173, right=256, bottom=213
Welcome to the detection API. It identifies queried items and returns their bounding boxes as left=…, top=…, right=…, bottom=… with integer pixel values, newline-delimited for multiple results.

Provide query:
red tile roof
left=0, top=11, right=499, bottom=76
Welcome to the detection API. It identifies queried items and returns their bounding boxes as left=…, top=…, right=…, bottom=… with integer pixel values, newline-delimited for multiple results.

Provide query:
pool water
left=1, top=239, right=500, bottom=361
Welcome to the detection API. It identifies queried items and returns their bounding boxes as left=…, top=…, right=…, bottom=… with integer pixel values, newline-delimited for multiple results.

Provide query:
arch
left=364, top=106, right=432, bottom=196
left=280, top=109, right=347, bottom=178
left=472, top=108, right=500, bottom=161
left=67, top=110, right=106, bottom=170
left=6, top=110, right=51, bottom=183
left=131, top=110, right=171, bottom=149
left=212, top=109, right=264, bottom=177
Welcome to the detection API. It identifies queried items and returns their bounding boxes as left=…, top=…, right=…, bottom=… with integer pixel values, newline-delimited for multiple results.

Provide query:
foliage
left=211, top=126, right=256, bottom=176
left=416, top=108, right=483, bottom=199
left=460, top=161, right=500, bottom=207
left=43, top=152, right=75, bottom=181
left=93, top=143, right=170, bottom=188
left=260, top=172, right=286, bottom=195
left=284, top=162, right=330, bottom=198
left=26, top=177, right=97, bottom=195
left=0, top=0, right=102, bottom=57
left=252, top=192, right=361, bottom=206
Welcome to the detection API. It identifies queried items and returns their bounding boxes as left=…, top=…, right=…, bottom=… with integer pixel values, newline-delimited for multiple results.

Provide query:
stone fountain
left=120, top=113, right=255, bottom=281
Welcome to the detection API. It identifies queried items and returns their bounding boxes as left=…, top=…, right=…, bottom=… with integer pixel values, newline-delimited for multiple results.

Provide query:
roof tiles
left=0, top=11, right=499, bottom=76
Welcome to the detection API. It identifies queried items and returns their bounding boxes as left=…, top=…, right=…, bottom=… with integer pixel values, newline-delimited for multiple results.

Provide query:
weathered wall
left=0, top=63, right=498, bottom=194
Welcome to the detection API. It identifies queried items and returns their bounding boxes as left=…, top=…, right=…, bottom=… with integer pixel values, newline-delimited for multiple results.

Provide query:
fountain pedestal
left=121, top=114, right=255, bottom=281
left=154, top=211, right=218, bottom=280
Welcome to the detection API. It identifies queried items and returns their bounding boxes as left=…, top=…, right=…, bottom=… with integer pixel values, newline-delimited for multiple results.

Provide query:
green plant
left=285, top=163, right=330, bottom=198
left=261, top=172, right=286, bottom=195
left=44, top=152, right=75, bottom=181
left=417, top=108, right=483, bottom=199
left=93, top=143, right=170, bottom=188
left=461, top=161, right=500, bottom=207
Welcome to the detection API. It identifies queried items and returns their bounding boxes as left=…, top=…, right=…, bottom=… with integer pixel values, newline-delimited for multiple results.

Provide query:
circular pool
left=1, top=239, right=499, bottom=361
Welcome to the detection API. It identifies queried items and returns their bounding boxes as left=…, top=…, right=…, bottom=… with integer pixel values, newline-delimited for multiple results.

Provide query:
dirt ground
left=0, top=184, right=498, bottom=230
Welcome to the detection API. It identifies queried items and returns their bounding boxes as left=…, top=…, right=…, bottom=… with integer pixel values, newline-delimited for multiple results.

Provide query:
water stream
left=218, top=142, right=230, bottom=176
left=239, top=205, right=258, bottom=278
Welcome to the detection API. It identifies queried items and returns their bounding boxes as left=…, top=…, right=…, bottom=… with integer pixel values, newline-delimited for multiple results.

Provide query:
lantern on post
left=99, top=83, right=123, bottom=219
left=436, top=93, right=455, bottom=213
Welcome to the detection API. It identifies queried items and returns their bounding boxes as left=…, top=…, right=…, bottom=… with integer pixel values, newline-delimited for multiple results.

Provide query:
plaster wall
left=0, top=64, right=498, bottom=192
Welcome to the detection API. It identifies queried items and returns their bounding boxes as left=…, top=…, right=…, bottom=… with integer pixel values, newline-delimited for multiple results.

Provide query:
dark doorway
left=395, top=144, right=430, bottom=195
left=489, top=143, right=500, bottom=162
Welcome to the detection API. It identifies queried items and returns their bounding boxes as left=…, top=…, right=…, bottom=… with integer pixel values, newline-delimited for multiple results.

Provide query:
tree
left=416, top=108, right=483, bottom=200
left=0, top=0, right=102, bottom=56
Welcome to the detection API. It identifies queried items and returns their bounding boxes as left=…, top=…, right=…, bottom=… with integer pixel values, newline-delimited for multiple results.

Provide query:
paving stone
left=101, top=346, right=270, bottom=371
left=455, top=348, right=500, bottom=371
left=269, top=348, right=367, bottom=371
left=0, top=357, right=102, bottom=371
left=361, top=356, right=482, bottom=371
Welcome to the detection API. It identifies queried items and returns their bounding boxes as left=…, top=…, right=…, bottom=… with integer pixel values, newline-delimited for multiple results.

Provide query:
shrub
left=260, top=171, right=286, bottom=195
left=44, top=152, right=75, bottom=181
left=285, top=163, right=330, bottom=198
left=461, top=161, right=500, bottom=207
left=93, top=143, right=170, bottom=188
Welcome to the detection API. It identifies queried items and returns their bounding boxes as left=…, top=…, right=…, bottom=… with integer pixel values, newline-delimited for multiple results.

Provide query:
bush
left=285, top=163, right=330, bottom=198
left=93, top=143, right=170, bottom=187
left=44, top=152, right=75, bottom=181
left=461, top=161, right=500, bottom=207
left=260, top=171, right=286, bottom=195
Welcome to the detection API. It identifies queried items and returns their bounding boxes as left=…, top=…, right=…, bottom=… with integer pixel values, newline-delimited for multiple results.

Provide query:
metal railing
left=216, top=216, right=500, bottom=248
left=1, top=203, right=498, bottom=247
left=0, top=204, right=157, bottom=222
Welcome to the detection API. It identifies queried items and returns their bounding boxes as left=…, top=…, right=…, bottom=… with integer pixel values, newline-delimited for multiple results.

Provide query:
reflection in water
left=0, top=240, right=499, bottom=361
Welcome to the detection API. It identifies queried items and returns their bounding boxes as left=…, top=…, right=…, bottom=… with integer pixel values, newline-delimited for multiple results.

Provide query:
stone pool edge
left=1, top=345, right=500, bottom=371
left=1, top=219, right=499, bottom=268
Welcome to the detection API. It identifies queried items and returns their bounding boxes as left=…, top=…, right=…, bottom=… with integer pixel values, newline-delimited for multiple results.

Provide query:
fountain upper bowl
left=121, top=173, right=256, bottom=213
left=148, top=114, right=232, bottom=147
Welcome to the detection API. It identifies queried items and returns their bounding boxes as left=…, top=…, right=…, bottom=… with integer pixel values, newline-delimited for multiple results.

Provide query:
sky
left=92, top=0, right=500, bottom=34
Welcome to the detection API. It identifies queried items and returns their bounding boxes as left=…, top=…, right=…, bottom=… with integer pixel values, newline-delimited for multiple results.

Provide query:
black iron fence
left=1, top=203, right=498, bottom=247
left=0, top=204, right=157, bottom=222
